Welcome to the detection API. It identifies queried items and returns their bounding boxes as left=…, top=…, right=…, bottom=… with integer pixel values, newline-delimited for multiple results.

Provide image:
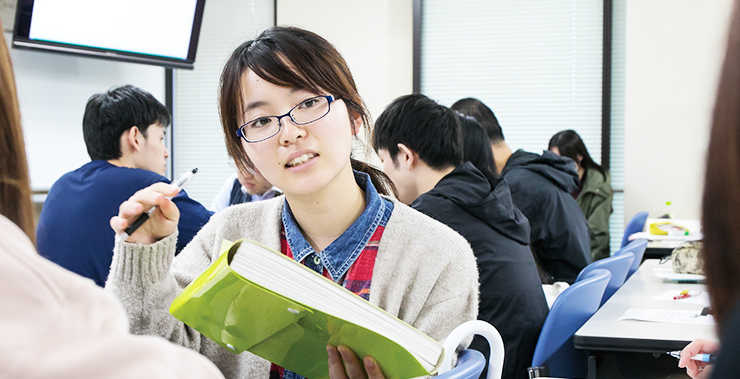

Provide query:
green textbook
left=169, top=239, right=446, bottom=379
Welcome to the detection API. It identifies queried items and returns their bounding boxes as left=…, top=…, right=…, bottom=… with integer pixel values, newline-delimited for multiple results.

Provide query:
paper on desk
left=652, top=290, right=711, bottom=306
left=619, top=308, right=714, bottom=325
left=653, top=267, right=706, bottom=282
left=629, top=232, right=703, bottom=241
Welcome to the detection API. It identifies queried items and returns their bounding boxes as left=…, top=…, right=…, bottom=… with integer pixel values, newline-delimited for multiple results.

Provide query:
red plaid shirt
left=269, top=224, right=385, bottom=379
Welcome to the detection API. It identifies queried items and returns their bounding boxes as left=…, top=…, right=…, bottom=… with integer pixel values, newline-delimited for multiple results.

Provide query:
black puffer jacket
left=411, top=162, right=548, bottom=379
left=500, top=150, right=592, bottom=284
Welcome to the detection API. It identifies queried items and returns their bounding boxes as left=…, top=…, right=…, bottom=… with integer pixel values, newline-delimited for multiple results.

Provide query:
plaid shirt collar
left=281, top=171, right=390, bottom=282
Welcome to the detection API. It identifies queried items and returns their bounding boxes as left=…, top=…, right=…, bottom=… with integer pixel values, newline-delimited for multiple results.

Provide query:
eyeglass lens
left=242, top=96, right=331, bottom=142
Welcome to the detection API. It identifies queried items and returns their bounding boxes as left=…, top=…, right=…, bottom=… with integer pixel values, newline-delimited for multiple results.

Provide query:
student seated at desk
left=0, top=26, right=223, bottom=377
left=679, top=1, right=740, bottom=377
left=36, top=85, right=213, bottom=287
left=373, top=94, right=547, bottom=379
left=210, top=164, right=281, bottom=212
left=105, top=26, right=479, bottom=379
left=548, top=129, right=613, bottom=261
left=451, top=98, right=592, bottom=284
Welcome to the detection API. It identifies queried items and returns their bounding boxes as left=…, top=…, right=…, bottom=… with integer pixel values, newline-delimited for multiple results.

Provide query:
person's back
left=37, top=160, right=211, bottom=286
left=375, top=95, right=548, bottom=379
left=500, top=149, right=591, bottom=283
left=36, top=85, right=212, bottom=286
left=411, top=163, right=548, bottom=379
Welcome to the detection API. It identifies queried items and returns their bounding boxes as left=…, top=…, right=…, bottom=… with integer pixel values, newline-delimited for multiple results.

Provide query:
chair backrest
left=575, top=252, right=634, bottom=306
left=531, top=268, right=611, bottom=378
left=435, top=349, right=487, bottom=379
left=621, top=211, right=649, bottom=247
left=440, top=320, right=505, bottom=379
left=613, top=239, right=649, bottom=279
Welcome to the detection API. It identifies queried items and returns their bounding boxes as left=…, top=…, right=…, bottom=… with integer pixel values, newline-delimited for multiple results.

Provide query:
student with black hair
left=458, top=113, right=498, bottom=183
left=548, top=130, right=613, bottom=261
left=37, top=85, right=213, bottom=287
left=452, top=98, right=591, bottom=284
left=374, top=94, right=548, bottom=379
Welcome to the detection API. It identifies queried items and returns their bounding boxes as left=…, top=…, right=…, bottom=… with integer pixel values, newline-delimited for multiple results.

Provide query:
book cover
left=169, top=239, right=444, bottom=379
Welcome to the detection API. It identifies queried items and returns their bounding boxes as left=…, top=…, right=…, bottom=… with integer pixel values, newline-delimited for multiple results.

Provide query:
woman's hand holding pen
left=679, top=338, right=719, bottom=379
left=110, top=182, right=181, bottom=244
left=327, top=345, right=385, bottom=379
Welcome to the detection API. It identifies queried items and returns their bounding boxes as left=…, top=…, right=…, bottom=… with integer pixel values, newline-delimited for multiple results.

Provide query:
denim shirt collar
left=281, top=171, right=389, bottom=282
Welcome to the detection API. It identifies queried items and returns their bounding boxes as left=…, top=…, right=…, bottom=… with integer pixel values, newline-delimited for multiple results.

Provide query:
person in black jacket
left=451, top=98, right=592, bottom=284
left=374, top=94, right=548, bottom=379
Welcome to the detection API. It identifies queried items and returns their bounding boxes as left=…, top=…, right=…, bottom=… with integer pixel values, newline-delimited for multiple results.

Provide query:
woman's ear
left=350, top=113, right=362, bottom=135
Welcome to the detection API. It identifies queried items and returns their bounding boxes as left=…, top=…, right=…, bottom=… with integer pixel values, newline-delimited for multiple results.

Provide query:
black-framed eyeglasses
left=236, top=95, right=336, bottom=143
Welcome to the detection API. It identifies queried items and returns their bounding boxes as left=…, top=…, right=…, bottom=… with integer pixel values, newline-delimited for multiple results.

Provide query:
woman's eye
left=249, top=117, right=273, bottom=128
left=299, top=98, right=318, bottom=109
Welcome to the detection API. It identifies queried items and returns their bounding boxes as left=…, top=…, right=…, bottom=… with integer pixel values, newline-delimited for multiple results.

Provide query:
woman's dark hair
left=450, top=97, right=505, bottom=144
left=703, top=0, right=740, bottom=329
left=218, top=26, right=395, bottom=196
left=548, top=129, right=607, bottom=180
left=0, top=25, right=34, bottom=243
left=458, top=113, right=497, bottom=183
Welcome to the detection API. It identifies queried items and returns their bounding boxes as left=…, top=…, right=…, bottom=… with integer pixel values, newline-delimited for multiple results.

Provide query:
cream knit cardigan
left=106, top=196, right=479, bottom=379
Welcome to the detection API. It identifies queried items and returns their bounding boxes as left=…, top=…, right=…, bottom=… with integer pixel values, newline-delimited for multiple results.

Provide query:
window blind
left=173, top=0, right=273, bottom=205
left=421, top=0, right=604, bottom=157
left=609, top=0, right=626, bottom=253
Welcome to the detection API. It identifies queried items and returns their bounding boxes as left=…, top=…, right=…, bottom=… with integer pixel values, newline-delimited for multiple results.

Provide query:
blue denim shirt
left=281, top=171, right=394, bottom=283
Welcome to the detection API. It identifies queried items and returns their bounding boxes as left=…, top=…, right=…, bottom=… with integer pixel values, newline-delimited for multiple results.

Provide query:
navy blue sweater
left=37, top=160, right=213, bottom=286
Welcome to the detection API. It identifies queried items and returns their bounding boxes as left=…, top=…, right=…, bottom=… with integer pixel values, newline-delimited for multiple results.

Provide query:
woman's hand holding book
left=327, top=345, right=385, bottom=379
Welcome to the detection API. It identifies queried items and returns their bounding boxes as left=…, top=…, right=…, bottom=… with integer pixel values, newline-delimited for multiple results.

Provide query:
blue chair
left=528, top=269, right=611, bottom=379
left=575, top=252, right=634, bottom=306
left=621, top=211, right=649, bottom=248
left=613, top=239, right=649, bottom=279
left=436, top=349, right=487, bottom=379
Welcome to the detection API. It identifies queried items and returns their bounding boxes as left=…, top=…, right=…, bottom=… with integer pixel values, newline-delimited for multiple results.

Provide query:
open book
left=169, top=239, right=445, bottom=379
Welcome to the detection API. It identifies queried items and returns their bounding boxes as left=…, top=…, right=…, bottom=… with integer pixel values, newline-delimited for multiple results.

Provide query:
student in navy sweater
left=36, top=85, right=212, bottom=287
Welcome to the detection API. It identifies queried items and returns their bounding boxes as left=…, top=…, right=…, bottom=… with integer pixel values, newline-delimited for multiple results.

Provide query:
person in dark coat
left=374, top=94, right=549, bottom=379
left=452, top=98, right=592, bottom=284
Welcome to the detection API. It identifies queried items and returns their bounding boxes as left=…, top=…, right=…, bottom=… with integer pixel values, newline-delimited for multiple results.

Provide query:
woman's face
left=238, top=69, right=357, bottom=197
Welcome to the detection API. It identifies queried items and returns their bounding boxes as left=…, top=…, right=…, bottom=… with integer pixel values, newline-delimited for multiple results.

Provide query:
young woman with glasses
left=107, top=26, right=479, bottom=379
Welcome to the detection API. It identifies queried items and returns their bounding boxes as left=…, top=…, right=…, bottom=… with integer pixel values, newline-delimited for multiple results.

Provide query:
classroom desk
left=574, top=259, right=716, bottom=353
left=574, top=259, right=716, bottom=378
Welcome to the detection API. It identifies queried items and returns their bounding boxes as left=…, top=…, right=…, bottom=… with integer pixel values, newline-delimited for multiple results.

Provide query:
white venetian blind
left=423, top=0, right=622, bottom=255
left=609, top=0, right=626, bottom=254
left=421, top=0, right=604, bottom=158
left=173, top=0, right=274, bottom=205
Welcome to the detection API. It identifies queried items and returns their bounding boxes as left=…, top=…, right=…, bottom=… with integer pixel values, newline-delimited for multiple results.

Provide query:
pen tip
left=192, top=168, right=198, bottom=174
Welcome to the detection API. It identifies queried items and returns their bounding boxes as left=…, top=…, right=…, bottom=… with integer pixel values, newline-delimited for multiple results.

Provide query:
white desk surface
left=574, top=259, right=717, bottom=353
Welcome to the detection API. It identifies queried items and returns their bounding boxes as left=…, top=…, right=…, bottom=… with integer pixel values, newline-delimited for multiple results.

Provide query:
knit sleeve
left=104, top=221, right=246, bottom=376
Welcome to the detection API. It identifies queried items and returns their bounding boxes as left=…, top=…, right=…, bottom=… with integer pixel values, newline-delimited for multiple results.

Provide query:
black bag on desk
left=672, top=241, right=704, bottom=275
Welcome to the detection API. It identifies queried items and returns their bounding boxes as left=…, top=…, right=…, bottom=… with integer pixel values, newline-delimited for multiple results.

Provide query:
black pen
left=120, top=168, right=198, bottom=240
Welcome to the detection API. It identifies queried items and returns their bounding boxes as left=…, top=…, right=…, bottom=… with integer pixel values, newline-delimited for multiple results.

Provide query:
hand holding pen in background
left=675, top=338, right=719, bottom=379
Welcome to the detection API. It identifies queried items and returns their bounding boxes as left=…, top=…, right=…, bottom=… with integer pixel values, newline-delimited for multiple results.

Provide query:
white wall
left=277, top=0, right=413, bottom=163
left=10, top=37, right=165, bottom=191
left=623, top=0, right=734, bottom=221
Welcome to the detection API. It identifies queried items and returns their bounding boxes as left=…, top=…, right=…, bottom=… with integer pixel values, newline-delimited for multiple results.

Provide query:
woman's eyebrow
left=244, top=100, right=268, bottom=113
left=244, top=89, right=303, bottom=113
